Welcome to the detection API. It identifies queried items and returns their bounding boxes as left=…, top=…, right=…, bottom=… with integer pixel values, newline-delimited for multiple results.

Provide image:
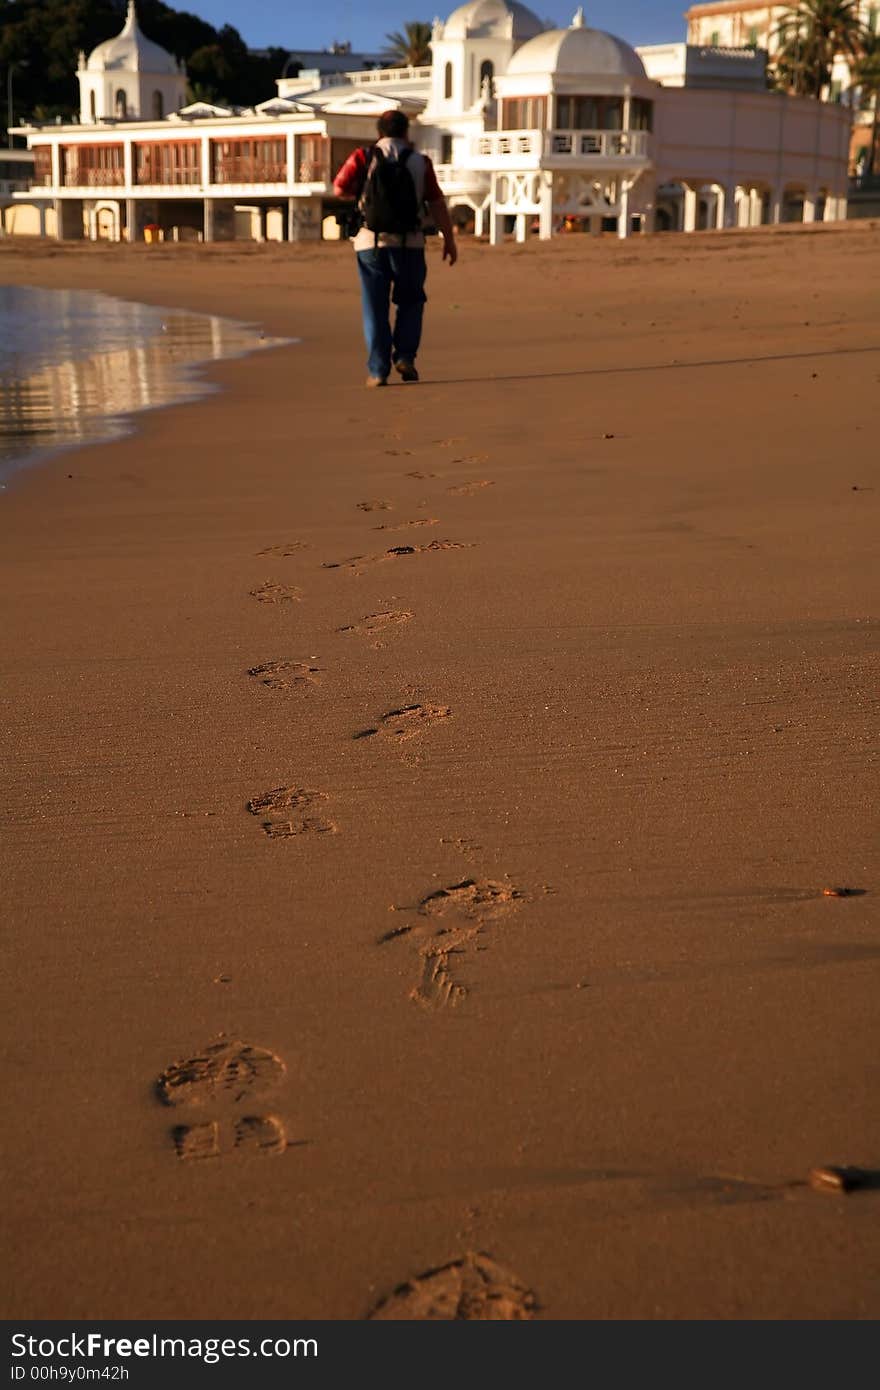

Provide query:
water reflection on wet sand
left=0, top=288, right=291, bottom=484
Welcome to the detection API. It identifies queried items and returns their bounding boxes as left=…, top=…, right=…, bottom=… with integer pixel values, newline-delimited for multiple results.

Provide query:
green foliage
left=772, top=0, right=867, bottom=97
left=382, top=21, right=432, bottom=67
left=0, top=0, right=289, bottom=122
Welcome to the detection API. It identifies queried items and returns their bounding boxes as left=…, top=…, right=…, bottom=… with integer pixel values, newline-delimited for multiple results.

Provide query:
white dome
left=442, top=0, right=545, bottom=42
left=507, top=13, right=647, bottom=80
left=86, top=1, right=179, bottom=75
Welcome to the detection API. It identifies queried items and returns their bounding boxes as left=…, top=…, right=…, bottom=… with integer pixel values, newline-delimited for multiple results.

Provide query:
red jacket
left=333, top=144, right=443, bottom=204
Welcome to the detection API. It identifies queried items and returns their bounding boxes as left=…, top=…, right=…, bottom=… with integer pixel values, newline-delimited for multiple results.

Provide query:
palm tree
left=382, top=21, right=432, bottom=67
left=772, top=0, right=866, bottom=98
left=854, top=33, right=880, bottom=175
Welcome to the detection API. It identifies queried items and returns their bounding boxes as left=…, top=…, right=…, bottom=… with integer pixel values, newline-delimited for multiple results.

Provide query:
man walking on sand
left=333, top=109, right=457, bottom=388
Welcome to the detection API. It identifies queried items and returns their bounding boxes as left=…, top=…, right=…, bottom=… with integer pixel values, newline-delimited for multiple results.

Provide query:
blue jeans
left=356, top=247, right=427, bottom=379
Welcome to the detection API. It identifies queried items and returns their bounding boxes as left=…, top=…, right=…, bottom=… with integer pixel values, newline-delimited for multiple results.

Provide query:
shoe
left=365, top=375, right=388, bottom=388
left=394, top=360, right=419, bottom=383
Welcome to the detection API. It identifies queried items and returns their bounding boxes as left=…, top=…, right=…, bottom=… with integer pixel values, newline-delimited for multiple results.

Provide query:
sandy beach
left=1, top=222, right=878, bottom=1320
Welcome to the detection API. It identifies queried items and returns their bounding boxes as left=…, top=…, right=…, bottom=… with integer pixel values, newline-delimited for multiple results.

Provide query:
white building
left=9, top=0, right=851, bottom=243
left=686, top=1, right=880, bottom=171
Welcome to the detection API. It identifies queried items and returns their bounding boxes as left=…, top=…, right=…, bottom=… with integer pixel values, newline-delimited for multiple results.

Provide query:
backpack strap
left=398, top=146, right=413, bottom=247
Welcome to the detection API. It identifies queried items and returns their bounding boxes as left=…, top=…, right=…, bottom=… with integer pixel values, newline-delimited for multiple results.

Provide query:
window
left=444, top=62, right=453, bottom=100
left=501, top=96, right=546, bottom=129
left=115, top=89, right=127, bottom=119
left=298, top=134, right=330, bottom=183
left=555, top=95, right=626, bottom=131
left=441, top=134, right=453, bottom=164
left=747, top=25, right=759, bottom=47
left=62, top=143, right=124, bottom=187
left=479, top=59, right=494, bottom=92
left=33, top=145, right=53, bottom=186
left=89, top=90, right=97, bottom=121
left=135, top=141, right=200, bottom=186
left=709, top=29, right=720, bottom=45
left=631, top=98, right=654, bottom=132
left=152, top=90, right=164, bottom=120
left=211, top=137, right=288, bottom=184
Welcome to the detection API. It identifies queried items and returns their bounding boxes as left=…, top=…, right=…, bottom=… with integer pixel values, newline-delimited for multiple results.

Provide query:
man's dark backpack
left=359, top=146, right=422, bottom=243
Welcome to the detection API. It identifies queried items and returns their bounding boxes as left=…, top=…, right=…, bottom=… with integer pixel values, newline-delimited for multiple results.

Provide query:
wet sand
left=1, top=224, right=878, bottom=1320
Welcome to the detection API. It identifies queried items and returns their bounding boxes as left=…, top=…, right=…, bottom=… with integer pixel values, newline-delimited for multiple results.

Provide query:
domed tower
left=77, top=1, right=187, bottom=124
left=428, top=0, right=546, bottom=115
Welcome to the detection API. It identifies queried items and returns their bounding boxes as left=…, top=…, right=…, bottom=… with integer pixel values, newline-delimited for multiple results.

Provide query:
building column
left=474, top=203, right=485, bottom=237
left=538, top=173, right=554, bottom=241
left=287, top=197, right=296, bottom=242
left=714, top=185, right=726, bottom=229
left=123, top=140, right=134, bottom=197
left=488, top=176, right=504, bottom=245
left=203, top=198, right=215, bottom=243
left=286, top=130, right=295, bottom=190
left=200, top=135, right=211, bottom=191
left=683, top=184, right=699, bottom=233
left=803, top=191, right=817, bottom=223
left=770, top=184, right=784, bottom=224
left=617, top=179, right=630, bottom=239
left=125, top=198, right=136, bottom=242
left=719, top=184, right=736, bottom=229
left=514, top=212, right=528, bottom=243
left=749, top=187, right=763, bottom=226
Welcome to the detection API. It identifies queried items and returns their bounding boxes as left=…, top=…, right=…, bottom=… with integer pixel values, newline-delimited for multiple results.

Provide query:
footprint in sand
left=405, top=470, right=439, bottom=480
left=357, top=500, right=393, bottom=512
left=373, top=518, right=439, bottom=533
left=157, top=1037, right=289, bottom=1161
left=323, top=540, right=471, bottom=573
left=354, top=703, right=451, bottom=745
left=256, top=542, right=310, bottom=557
left=248, top=660, right=321, bottom=690
left=369, top=1252, right=536, bottom=1320
left=447, top=481, right=495, bottom=497
left=250, top=581, right=303, bottom=604
left=380, top=878, right=524, bottom=1010
left=246, top=786, right=337, bottom=837
left=338, top=610, right=413, bottom=647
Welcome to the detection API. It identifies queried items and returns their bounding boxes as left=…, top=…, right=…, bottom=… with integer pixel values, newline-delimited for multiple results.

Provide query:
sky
left=175, top=1, right=692, bottom=53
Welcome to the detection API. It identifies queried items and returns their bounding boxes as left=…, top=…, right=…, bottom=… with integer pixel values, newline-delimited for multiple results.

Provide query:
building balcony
left=468, top=128, right=652, bottom=168
left=432, top=164, right=491, bottom=199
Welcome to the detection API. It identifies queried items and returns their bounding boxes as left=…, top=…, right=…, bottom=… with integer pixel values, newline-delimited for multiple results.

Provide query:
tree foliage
left=382, top=21, right=432, bottom=67
left=0, top=0, right=289, bottom=122
left=772, top=0, right=867, bottom=98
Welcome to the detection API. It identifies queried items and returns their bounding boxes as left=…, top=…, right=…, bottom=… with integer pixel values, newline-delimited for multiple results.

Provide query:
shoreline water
left=1, top=228, right=877, bottom=1320
left=0, top=284, right=295, bottom=486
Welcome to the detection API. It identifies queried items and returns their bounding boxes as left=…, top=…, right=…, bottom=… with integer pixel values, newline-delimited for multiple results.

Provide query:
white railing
left=470, top=128, right=650, bottom=163
left=432, top=163, right=490, bottom=193
left=309, top=64, right=432, bottom=89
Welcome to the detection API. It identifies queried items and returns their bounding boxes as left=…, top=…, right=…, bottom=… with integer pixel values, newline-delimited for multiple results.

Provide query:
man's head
left=377, top=109, right=410, bottom=140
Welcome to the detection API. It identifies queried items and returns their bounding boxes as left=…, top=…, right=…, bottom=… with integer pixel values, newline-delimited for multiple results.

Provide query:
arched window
left=444, top=62, right=453, bottom=100
left=115, top=88, right=127, bottom=119
left=89, top=90, right=97, bottom=121
left=479, top=60, right=494, bottom=92
left=152, top=90, right=164, bottom=119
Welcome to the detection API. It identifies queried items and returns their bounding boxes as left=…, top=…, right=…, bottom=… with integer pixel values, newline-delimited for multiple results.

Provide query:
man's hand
left=442, top=234, right=458, bottom=266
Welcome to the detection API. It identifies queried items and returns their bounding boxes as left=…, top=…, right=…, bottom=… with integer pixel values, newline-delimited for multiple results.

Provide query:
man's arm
left=333, top=147, right=368, bottom=200
left=423, top=158, right=457, bottom=265
left=428, top=196, right=458, bottom=265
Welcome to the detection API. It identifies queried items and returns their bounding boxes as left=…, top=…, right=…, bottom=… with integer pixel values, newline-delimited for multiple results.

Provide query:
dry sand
left=1, top=223, right=878, bottom=1320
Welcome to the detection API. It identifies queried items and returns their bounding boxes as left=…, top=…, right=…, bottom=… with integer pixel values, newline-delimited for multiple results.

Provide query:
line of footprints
left=157, top=450, right=540, bottom=1318
left=243, top=451, right=519, bottom=1010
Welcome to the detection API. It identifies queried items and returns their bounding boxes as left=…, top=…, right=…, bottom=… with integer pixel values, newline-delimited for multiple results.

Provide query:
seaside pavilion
left=8, top=0, right=851, bottom=242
